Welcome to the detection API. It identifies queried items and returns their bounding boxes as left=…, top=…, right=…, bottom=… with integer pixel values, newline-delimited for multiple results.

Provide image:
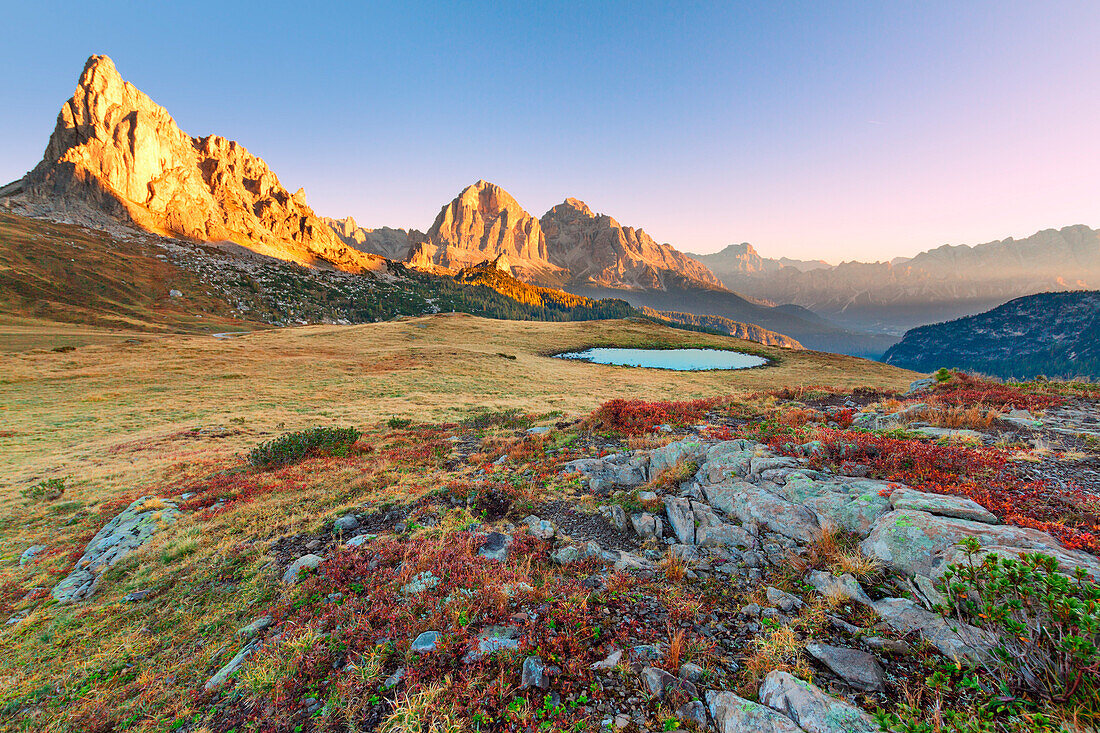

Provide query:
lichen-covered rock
left=758, top=671, right=878, bottom=733
left=51, top=496, right=179, bottom=604
left=282, top=554, right=324, bottom=585
left=706, top=690, right=805, bottom=732
left=650, top=438, right=705, bottom=476
left=872, top=597, right=994, bottom=664
left=803, top=486, right=891, bottom=535
left=806, top=570, right=874, bottom=609
left=664, top=496, right=697, bottom=544
left=888, top=488, right=998, bottom=524
left=630, top=512, right=663, bottom=539
left=205, top=639, right=259, bottom=691
left=477, top=531, right=512, bottom=561
left=766, top=586, right=804, bottom=613
left=805, top=642, right=886, bottom=692
left=705, top=482, right=820, bottom=543
left=914, top=427, right=983, bottom=442
left=861, top=510, right=1100, bottom=579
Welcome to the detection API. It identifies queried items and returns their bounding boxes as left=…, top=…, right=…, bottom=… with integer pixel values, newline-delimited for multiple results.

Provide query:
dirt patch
left=536, top=500, right=641, bottom=553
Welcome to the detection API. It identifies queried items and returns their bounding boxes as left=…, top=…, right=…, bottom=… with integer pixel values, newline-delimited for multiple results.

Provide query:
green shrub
left=460, top=408, right=532, bottom=431
left=935, top=367, right=953, bottom=383
left=23, top=477, right=66, bottom=502
left=248, top=427, right=361, bottom=468
left=938, top=537, right=1100, bottom=701
left=386, top=416, right=412, bottom=429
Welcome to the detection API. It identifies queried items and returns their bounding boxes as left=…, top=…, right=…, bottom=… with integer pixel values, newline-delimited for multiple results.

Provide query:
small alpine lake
left=553, top=347, right=770, bottom=371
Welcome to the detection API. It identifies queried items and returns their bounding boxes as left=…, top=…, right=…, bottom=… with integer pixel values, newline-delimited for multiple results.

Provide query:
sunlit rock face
left=2, top=55, right=381, bottom=272
left=321, top=216, right=424, bottom=261
left=407, top=180, right=566, bottom=283
left=541, top=197, right=724, bottom=290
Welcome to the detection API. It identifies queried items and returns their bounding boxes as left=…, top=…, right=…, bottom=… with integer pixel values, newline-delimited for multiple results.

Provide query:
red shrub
left=927, top=375, right=1066, bottom=411
left=586, top=398, right=718, bottom=436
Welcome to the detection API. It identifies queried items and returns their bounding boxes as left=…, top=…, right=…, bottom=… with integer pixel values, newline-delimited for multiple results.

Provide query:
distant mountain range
left=694, top=231, right=1100, bottom=335
left=882, top=290, right=1100, bottom=379
left=320, top=182, right=893, bottom=353
left=688, top=242, right=830, bottom=281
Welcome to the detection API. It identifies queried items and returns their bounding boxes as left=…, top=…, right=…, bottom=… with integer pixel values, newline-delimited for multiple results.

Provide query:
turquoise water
left=554, top=347, right=769, bottom=371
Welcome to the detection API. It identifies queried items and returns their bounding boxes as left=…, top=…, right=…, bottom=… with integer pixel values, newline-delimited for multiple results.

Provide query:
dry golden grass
left=662, top=548, right=687, bottom=582
left=379, top=679, right=470, bottom=733
left=664, top=627, right=686, bottom=671
left=738, top=625, right=812, bottom=696
left=903, top=405, right=999, bottom=430
left=0, top=314, right=918, bottom=505
left=788, top=524, right=883, bottom=581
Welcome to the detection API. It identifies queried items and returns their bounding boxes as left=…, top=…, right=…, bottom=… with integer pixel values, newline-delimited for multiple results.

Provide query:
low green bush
left=460, top=408, right=532, bottom=431
left=938, top=537, right=1100, bottom=702
left=248, top=426, right=361, bottom=468
left=23, top=477, right=66, bottom=502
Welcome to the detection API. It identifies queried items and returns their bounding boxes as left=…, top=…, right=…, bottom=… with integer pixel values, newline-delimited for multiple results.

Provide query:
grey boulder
left=758, top=671, right=878, bottom=733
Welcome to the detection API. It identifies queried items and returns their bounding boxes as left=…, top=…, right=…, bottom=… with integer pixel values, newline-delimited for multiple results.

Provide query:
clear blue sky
left=3, top=1, right=1098, bottom=261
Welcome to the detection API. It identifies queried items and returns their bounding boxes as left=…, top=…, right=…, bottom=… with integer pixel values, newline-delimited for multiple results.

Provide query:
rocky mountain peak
left=2, top=54, right=379, bottom=273
left=541, top=200, right=723, bottom=290
left=415, top=180, right=563, bottom=282
left=562, top=197, right=595, bottom=217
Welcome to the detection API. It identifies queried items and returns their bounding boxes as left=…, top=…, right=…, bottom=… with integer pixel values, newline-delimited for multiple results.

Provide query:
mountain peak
left=1, top=55, right=379, bottom=272
left=417, top=181, right=561, bottom=281
left=720, top=242, right=758, bottom=256
left=561, top=197, right=594, bottom=217
left=79, top=54, right=123, bottom=88
left=541, top=202, right=723, bottom=290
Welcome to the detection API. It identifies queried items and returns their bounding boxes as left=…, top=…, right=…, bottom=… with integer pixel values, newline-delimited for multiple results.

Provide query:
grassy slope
left=0, top=212, right=253, bottom=343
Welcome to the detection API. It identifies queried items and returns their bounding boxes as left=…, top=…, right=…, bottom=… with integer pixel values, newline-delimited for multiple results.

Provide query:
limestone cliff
left=1, top=55, right=381, bottom=272
left=322, top=215, right=424, bottom=261
left=541, top=198, right=723, bottom=290
left=411, top=180, right=565, bottom=282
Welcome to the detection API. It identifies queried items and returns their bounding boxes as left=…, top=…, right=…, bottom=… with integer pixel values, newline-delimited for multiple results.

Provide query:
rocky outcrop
left=51, top=496, right=179, bottom=603
left=321, top=215, right=425, bottom=261
left=541, top=198, right=723, bottom=290
left=1, top=55, right=381, bottom=273
left=559, top=431, right=1100, bottom=669
left=411, top=181, right=565, bottom=282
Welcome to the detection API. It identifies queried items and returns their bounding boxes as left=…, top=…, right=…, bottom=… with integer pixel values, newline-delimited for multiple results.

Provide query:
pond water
left=554, top=347, right=769, bottom=371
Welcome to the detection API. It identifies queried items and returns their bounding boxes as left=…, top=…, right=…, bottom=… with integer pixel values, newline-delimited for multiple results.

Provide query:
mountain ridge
left=882, top=290, right=1100, bottom=379
left=698, top=226, right=1100, bottom=333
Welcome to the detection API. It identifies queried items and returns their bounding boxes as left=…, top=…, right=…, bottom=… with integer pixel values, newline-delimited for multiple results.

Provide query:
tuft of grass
left=378, top=681, right=470, bottom=733
left=644, top=458, right=699, bottom=494
left=788, top=524, right=881, bottom=581
left=662, top=548, right=686, bottom=582
left=738, top=625, right=812, bottom=697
